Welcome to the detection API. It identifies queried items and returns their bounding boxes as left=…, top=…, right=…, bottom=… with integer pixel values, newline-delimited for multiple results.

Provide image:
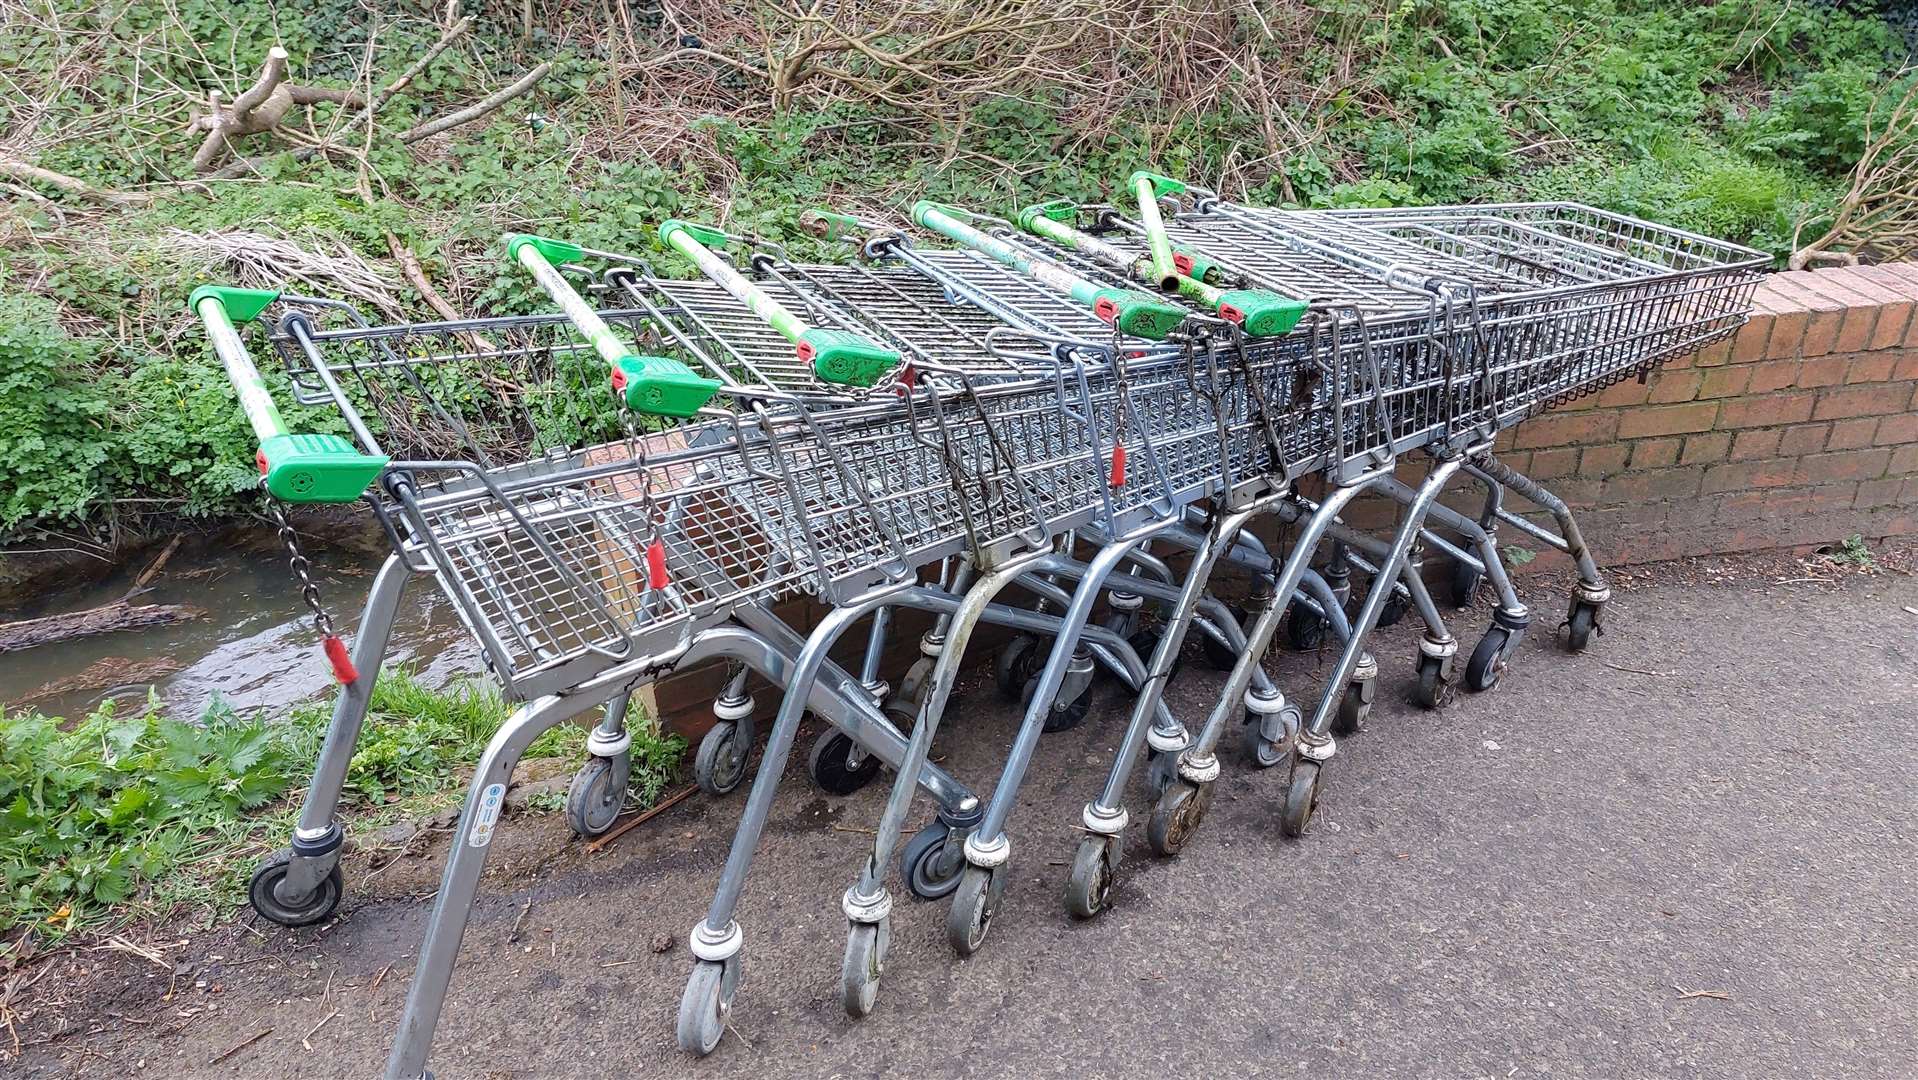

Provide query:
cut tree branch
left=400, top=62, right=553, bottom=143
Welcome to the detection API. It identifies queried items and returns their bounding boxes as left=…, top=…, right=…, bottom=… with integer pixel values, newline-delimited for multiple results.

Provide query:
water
left=1, top=533, right=483, bottom=721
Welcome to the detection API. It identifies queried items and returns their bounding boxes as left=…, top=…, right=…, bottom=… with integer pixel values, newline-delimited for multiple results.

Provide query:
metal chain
left=262, top=480, right=337, bottom=639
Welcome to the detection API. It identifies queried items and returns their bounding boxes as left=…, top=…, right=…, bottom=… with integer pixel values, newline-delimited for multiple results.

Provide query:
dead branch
left=400, top=63, right=553, bottom=143
left=0, top=602, right=205, bottom=653
left=386, top=232, right=463, bottom=322
left=1792, top=69, right=1918, bottom=270
left=191, top=47, right=367, bottom=174
left=0, top=157, right=148, bottom=206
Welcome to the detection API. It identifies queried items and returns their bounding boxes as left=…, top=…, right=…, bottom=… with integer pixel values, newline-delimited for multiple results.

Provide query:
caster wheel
left=1376, top=589, right=1410, bottom=628
left=897, top=655, right=936, bottom=709
left=840, top=917, right=891, bottom=1018
left=1240, top=708, right=1292, bottom=768
left=1146, top=745, right=1182, bottom=795
left=676, top=956, right=741, bottom=1056
left=1448, top=559, right=1482, bottom=608
left=1465, top=626, right=1512, bottom=692
left=1128, top=627, right=1188, bottom=682
left=1197, top=607, right=1245, bottom=670
left=1022, top=675, right=1092, bottom=734
left=694, top=720, right=750, bottom=797
left=1284, top=603, right=1325, bottom=651
left=564, top=753, right=630, bottom=837
left=808, top=729, right=882, bottom=796
left=1413, top=655, right=1451, bottom=710
left=946, top=865, right=1005, bottom=956
left=993, top=637, right=1039, bottom=703
left=1565, top=601, right=1599, bottom=652
left=248, top=849, right=344, bottom=927
left=1063, top=835, right=1117, bottom=919
left=899, top=822, right=963, bottom=900
left=1279, top=758, right=1321, bottom=838
left=1332, top=681, right=1369, bottom=737
left=1147, top=778, right=1214, bottom=856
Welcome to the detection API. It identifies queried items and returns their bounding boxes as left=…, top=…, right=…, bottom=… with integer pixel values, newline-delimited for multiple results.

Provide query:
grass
left=0, top=667, right=684, bottom=958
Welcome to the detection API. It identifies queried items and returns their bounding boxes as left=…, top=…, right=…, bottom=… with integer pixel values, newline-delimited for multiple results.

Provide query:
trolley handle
left=189, top=285, right=389, bottom=503
left=504, top=233, right=722, bottom=418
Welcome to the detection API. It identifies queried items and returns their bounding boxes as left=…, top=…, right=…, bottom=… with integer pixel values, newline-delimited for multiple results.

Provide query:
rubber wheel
left=1146, top=745, right=1181, bottom=796
left=564, top=753, right=629, bottom=838
left=1023, top=674, right=1091, bottom=734
left=840, top=917, right=890, bottom=1018
left=1128, top=627, right=1187, bottom=682
left=1063, top=835, right=1115, bottom=919
left=1279, top=758, right=1321, bottom=838
left=1284, top=603, right=1325, bottom=651
left=248, top=849, right=343, bottom=927
left=1413, top=656, right=1449, bottom=709
left=1331, top=681, right=1369, bottom=737
left=808, top=729, right=882, bottom=796
left=1197, top=607, right=1245, bottom=670
left=1448, top=559, right=1483, bottom=609
left=899, top=822, right=963, bottom=900
left=1565, top=602, right=1598, bottom=652
left=1147, top=778, right=1214, bottom=857
left=897, top=656, right=936, bottom=710
left=1377, top=589, right=1410, bottom=629
left=993, top=636, right=1039, bottom=702
left=694, top=720, right=750, bottom=797
left=676, top=956, right=740, bottom=1056
left=1240, top=710, right=1290, bottom=769
left=946, top=865, right=1003, bottom=956
left=1465, top=626, right=1511, bottom=693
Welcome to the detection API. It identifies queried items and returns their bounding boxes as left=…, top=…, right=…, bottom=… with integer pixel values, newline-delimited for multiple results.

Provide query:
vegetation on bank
left=0, top=668, right=683, bottom=954
left=0, top=0, right=1912, bottom=540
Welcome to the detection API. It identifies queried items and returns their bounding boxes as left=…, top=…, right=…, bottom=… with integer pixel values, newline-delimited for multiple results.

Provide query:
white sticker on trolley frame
left=468, top=783, right=507, bottom=848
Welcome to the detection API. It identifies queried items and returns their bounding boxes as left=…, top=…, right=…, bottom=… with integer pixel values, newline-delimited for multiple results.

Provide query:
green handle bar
left=656, top=219, right=899, bottom=387
left=912, top=200, right=1188, bottom=341
left=189, top=285, right=388, bottom=503
left=504, top=234, right=721, bottom=418
left=1128, top=170, right=1188, bottom=290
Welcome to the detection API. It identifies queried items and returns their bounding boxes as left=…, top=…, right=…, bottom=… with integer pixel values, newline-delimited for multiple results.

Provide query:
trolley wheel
left=993, top=636, right=1039, bottom=703
left=1279, top=758, right=1322, bottom=838
left=564, top=752, right=629, bottom=838
left=1063, top=834, right=1117, bottom=919
left=694, top=720, right=751, bottom=797
left=676, top=955, right=741, bottom=1056
left=1284, top=603, right=1326, bottom=651
left=1413, top=655, right=1451, bottom=710
left=1565, top=602, right=1599, bottom=653
left=1146, top=745, right=1181, bottom=796
left=1331, top=681, right=1370, bottom=737
left=248, top=849, right=343, bottom=928
left=1377, top=588, right=1411, bottom=628
left=840, top=916, right=891, bottom=1019
left=1240, top=709, right=1291, bottom=769
left=808, top=729, right=883, bottom=796
left=1465, top=626, right=1512, bottom=693
left=1127, top=627, right=1187, bottom=682
left=1022, top=674, right=1091, bottom=734
left=1197, top=607, right=1245, bottom=670
left=1147, top=778, right=1214, bottom=857
left=899, top=822, right=964, bottom=900
left=946, top=864, right=1005, bottom=956
left=1448, top=559, right=1483, bottom=609
left=897, top=656, right=936, bottom=710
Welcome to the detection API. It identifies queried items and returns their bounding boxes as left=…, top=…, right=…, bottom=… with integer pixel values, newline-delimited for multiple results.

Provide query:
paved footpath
left=23, top=570, right=1918, bottom=1078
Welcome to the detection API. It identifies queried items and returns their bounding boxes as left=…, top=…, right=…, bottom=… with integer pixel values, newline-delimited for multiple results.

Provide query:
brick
left=1892, top=444, right=1918, bottom=476
left=1846, top=353, right=1897, bottom=383
left=1849, top=266, right=1918, bottom=347
left=1894, top=350, right=1918, bottom=381
left=1729, top=429, right=1783, bottom=460
left=1717, top=392, right=1817, bottom=429
left=1701, top=458, right=1799, bottom=493
left=1690, top=338, right=1732, bottom=368
left=1766, top=305, right=1809, bottom=360
left=1778, top=423, right=1832, bottom=457
left=1601, top=467, right=1703, bottom=504
left=1630, top=437, right=1681, bottom=470
left=1801, top=269, right=1890, bottom=353
left=1527, top=446, right=1580, bottom=480
left=1644, top=370, right=1700, bottom=403
left=1680, top=432, right=1732, bottom=465
left=1747, top=360, right=1799, bottom=394
left=1512, top=410, right=1619, bottom=449
left=1855, top=477, right=1906, bottom=509
left=1492, top=427, right=1520, bottom=452
left=1793, top=354, right=1850, bottom=388
left=1875, top=413, right=1918, bottom=446
left=1596, top=377, right=1653, bottom=408
left=1812, top=382, right=1914, bottom=420
left=1794, top=448, right=1891, bottom=485
left=1770, top=274, right=1849, bottom=357
left=1827, top=417, right=1880, bottom=451
left=1693, top=366, right=1749, bottom=399
left=1730, top=314, right=1773, bottom=363
left=1580, top=443, right=1630, bottom=476
left=1618, top=402, right=1718, bottom=439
